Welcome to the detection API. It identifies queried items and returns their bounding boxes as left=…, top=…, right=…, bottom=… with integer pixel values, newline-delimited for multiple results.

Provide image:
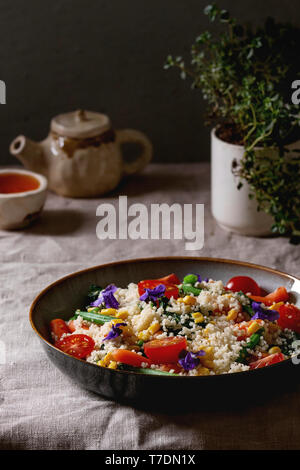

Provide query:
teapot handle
left=116, top=129, right=153, bottom=175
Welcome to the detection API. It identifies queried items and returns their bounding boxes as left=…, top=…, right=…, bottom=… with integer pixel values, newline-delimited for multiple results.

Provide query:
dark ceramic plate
left=30, top=257, right=300, bottom=408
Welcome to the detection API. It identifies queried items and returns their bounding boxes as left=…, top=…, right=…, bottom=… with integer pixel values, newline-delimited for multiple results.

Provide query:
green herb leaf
left=86, top=284, right=102, bottom=303
left=237, top=328, right=264, bottom=363
left=181, top=284, right=201, bottom=296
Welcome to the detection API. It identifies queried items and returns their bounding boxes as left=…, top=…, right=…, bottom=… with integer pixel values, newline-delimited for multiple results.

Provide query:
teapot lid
left=51, top=110, right=111, bottom=139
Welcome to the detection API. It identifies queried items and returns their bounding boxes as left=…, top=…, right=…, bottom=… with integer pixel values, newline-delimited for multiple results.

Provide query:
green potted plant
left=165, top=4, right=300, bottom=242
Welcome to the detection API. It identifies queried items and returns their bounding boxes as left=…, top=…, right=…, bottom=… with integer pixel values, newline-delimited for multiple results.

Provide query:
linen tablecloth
left=0, top=163, right=299, bottom=450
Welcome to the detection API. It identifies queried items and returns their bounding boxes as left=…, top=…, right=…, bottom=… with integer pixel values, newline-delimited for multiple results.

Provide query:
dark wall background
left=0, top=0, right=299, bottom=165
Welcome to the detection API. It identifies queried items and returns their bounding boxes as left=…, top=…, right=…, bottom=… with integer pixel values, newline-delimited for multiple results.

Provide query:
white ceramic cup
left=0, top=169, right=47, bottom=230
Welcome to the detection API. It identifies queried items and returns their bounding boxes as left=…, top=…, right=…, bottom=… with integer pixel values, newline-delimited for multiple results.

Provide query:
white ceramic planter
left=0, top=169, right=47, bottom=230
left=211, top=128, right=273, bottom=236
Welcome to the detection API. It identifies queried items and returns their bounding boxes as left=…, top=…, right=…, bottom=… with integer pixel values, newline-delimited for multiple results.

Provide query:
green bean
left=75, top=310, right=117, bottom=324
left=118, top=364, right=179, bottom=376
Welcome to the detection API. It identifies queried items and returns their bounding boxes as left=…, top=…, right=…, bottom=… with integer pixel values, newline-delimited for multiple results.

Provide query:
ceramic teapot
left=10, top=110, right=153, bottom=197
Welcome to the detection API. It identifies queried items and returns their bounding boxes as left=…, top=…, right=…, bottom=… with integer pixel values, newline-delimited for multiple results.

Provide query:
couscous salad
left=50, top=273, right=300, bottom=376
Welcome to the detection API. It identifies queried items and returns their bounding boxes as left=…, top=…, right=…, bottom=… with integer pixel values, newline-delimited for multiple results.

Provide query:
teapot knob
left=75, top=109, right=88, bottom=122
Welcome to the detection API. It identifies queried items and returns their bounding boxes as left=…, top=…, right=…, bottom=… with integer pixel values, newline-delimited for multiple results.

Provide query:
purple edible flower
left=90, top=284, right=119, bottom=309
left=140, top=284, right=166, bottom=302
left=251, top=301, right=279, bottom=321
left=103, top=322, right=126, bottom=341
left=178, top=350, right=206, bottom=371
left=204, top=277, right=209, bottom=283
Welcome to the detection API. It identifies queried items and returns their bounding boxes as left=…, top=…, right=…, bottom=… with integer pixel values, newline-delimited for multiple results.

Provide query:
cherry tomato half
left=277, top=304, right=300, bottom=334
left=249, top=352, right=285, bottom=370
left=144, top=336, right=187, bottom=363
left=55, top=334, right=95, bottom=359
left=138, top=279, right=179, bottom=299
left=158, top=363, right=183, bottom=374
left=249, top=286, right=289, bottom=306
left=68, top=319, right=89, bottom=333
left=111, top=349, right=151, bottom=368
left=226, top=276, right=261, bottom=295
left=156, top=273, right=181, bottom=285
left=50, top=318, right=70, bottom=341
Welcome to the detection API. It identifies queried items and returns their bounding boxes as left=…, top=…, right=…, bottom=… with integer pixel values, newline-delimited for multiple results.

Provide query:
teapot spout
left=10, top=135, right=45, bottom=174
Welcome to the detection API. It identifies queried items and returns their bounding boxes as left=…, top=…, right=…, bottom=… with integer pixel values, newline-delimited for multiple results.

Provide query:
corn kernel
left=104, top=352, right=113, bottom=365
left=202, top=346, right=214, bottom=358
left=192, top=312, right=204, bottom=323
left=148, top=321, right=161, bottom=335
left=101, top=308, right=117, bottom=317
left=247, top=321, right=261, bottom=335
left=112, top=321, right=131, bottom=337
left=196, top=367, right=210, bottom=376
left=227, top=308, right=238, bottom=321
left=111, top=318, right=121, bottom=326
left=268, top=346, right=281, bottom=354
left=200, top=346, right=214, bottom=368
left=201, top=359, right=214, bottom=369
left=87, top=307, right=100, bottom=313
left=115, top=309, right=129, bottom=319
left=182, top=295, right=196, bottom=305
left=98, top=352, right=113, bottom=367
left=269, top=302, right=284, bottom=311
left=108, top=361, right=117, bottom=369
left=138, top=331, right=150, bottom=341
